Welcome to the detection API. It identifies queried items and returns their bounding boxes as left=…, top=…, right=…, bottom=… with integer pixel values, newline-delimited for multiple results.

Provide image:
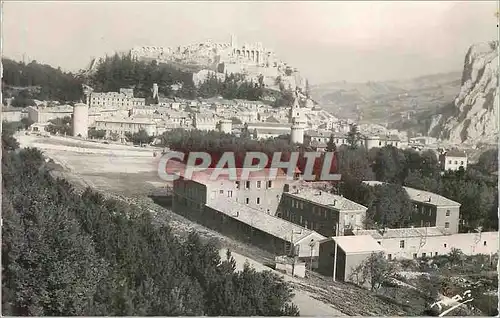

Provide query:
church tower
left=288, top=89, right=302, bottom=124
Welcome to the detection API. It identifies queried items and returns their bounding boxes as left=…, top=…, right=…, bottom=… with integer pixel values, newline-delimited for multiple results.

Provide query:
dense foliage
left=197, top=72, right=265, bottom=101
left=46, top=116, right=72, bottom=136
left=89, top=54, right=197, bottom=100
left=1, top=129, right=300, bottom=316
left=159, top=129, right=337, bottom=180
left=89, top=54, right=274, bottom=103
left=2, top=58, right=83, bottom=104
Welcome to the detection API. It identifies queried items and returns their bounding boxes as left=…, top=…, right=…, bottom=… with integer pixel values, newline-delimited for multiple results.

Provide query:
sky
left=2, top=1, right=498, bottom=84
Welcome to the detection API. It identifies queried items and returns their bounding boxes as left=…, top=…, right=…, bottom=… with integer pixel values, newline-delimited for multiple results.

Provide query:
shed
left=318, top=235, right=384, bottom=283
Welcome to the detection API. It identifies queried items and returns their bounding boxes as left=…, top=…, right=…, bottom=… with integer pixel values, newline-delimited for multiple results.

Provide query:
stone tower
left=289, top=89, right=302, bottom=124
left=291, top=118, right=306, bottom=144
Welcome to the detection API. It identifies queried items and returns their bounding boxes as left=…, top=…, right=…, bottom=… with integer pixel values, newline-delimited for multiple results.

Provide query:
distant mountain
left=428, top=41, right=499, bottom=146
left=310, top=71, right=462, bottom=129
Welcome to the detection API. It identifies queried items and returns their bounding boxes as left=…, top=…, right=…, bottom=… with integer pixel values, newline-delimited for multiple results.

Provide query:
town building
left=276, top=187, right=368, bottom=237
left=318, top=235, right=384, bottom=282
left=363, top=134, right=404, bottom=150
left=93, top=117, right=157, bottom=142
left=88, top=88, right=146, bottom=109
left=439, top=149, right=468, bottom=171
left=203, top=198, right=326, bottom=263
left=26, top=105, right=73, bottom=123
left=245, top=122, right=291, bottom=140
left=363, top=181, right=461, bottom=234
left=1, top=107, right=28, bottom=122
left=172, top=167, right=293, bottom=216
left=354, top=227, right=499, bottom=260
left=193, top=113, right=219, bottom=131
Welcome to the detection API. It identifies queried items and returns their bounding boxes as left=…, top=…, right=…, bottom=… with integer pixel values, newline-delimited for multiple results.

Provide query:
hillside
left=427, top=41, right=499, bottom=145
left=1, top=58, right=83, bottom=105
left=310, top=71, right=462, bottom=131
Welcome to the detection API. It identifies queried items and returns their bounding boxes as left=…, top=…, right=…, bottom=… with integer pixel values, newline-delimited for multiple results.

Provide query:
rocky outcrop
left=429, top=41, right=499, bottom=145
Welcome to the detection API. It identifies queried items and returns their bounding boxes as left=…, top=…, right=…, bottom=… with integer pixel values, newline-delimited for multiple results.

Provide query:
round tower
left=219, top=119, right=233, bottom=134
left=290, top=118, right=306, bottom=144
left=72, top=103, right=89, bottom=138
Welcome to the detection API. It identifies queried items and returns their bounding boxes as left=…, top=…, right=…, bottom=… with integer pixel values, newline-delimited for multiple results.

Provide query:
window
left=434, top=252, right=438, bottom=256
left=300, top=216, right=303, bottom=224
left=267, top=180, right=273, bottom=188
left=484, top=241, right=487, bottom=246
left=235, top=181, right=240, bottom=189
left=460, top=161, right=464, bottom=165
left=219, top=190, right=224, bottom=194
left=448, top=160, right=452, bottom=164
left=245, top=181, right=250, bottom=189
left=454, top=160, right=458, bottom=164
left=304, top=220, right=308, bottom=229
left=399, top=240, right=405, bottom=248
left=413, top=253, right=417, bottom=259
left=256, top=197, right=260, bottom=205
left=422, top=253, right=426, bottom=257
left=387, top=254, right=392, bottom=260
left=377, top=241, right=381, bottom=245
left=245, top=198, right=249, bottom=204
left=444, top=243, right=447, bottom=248
left=257, top=181, right=261, bottom=189
left=227, top=190, right=233, bottom=197
left=379, top=141, right=382, bottom=146
left=300, top=202, right=304, bottom=209
left=444, top=222, right=450, bottom=228
left=446, top=210, right=450, bottom=216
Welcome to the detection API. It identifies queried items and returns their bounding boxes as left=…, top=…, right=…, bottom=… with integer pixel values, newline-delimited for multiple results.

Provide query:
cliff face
left=429, top=41, right=499, bottom=145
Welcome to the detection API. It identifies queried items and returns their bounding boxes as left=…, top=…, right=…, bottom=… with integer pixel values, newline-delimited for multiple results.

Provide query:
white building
left=93, top=117, right=157, bottom=141
left=440, top=149, right=468, bottom=171
left=354, top=227, right=498, bottom=260
left=26, top=105, right=73, bottom=123
left=193, top=113, right=218, bottom=131
left=88, top=88, right=146, bottom=109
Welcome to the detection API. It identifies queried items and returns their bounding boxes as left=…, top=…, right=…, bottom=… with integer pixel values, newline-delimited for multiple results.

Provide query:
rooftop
left=321, top=235, right=385, bottom=255
left=206, top=198, right=325, bottom=244
left=445, top=149, right=467, bottom=158
left=355, top=227, right=447, bottom=239
left=362, top=181, right=461, bottom=207
left=247, top=122, right=292, bottom=129
left=255, top=128, right=291, bottom=135
left=167, top=161, right=292, bottom=183
left=285, top=188, right=367, bottom=211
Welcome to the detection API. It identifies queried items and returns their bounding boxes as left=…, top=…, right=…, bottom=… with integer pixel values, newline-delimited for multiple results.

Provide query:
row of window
left=447, top=160, right=465, bottom=165
left=235, top=180, right=273, bottom=190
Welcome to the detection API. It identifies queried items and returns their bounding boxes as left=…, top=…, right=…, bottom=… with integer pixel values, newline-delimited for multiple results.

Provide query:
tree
left=326, top=135, right=337, bottom=152
left=476, top=148, right=498, bottom=173
left=349, top=252, right=397, bottom=291
left=372, top=146, right=407, bottom=184
left=20, top=117, right=34, bottom=130
left=365, top=184, right=413, bottom=229
left=335, top=145, right=374, bottom=182
left=88, top=128, right=106, bottom=139
left=346, top=124, right=362, bottom=149
left=125, top=129, right=153, bottom=145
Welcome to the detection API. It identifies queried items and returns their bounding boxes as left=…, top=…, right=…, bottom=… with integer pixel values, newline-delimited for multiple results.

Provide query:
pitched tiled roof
left=285, top=188, right=367, bottom=211
left=206, top=198, right=326, bottom=244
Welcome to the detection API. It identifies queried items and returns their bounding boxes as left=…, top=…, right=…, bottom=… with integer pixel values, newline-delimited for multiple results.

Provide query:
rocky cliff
left=429, top=41, right=499, bottom=145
